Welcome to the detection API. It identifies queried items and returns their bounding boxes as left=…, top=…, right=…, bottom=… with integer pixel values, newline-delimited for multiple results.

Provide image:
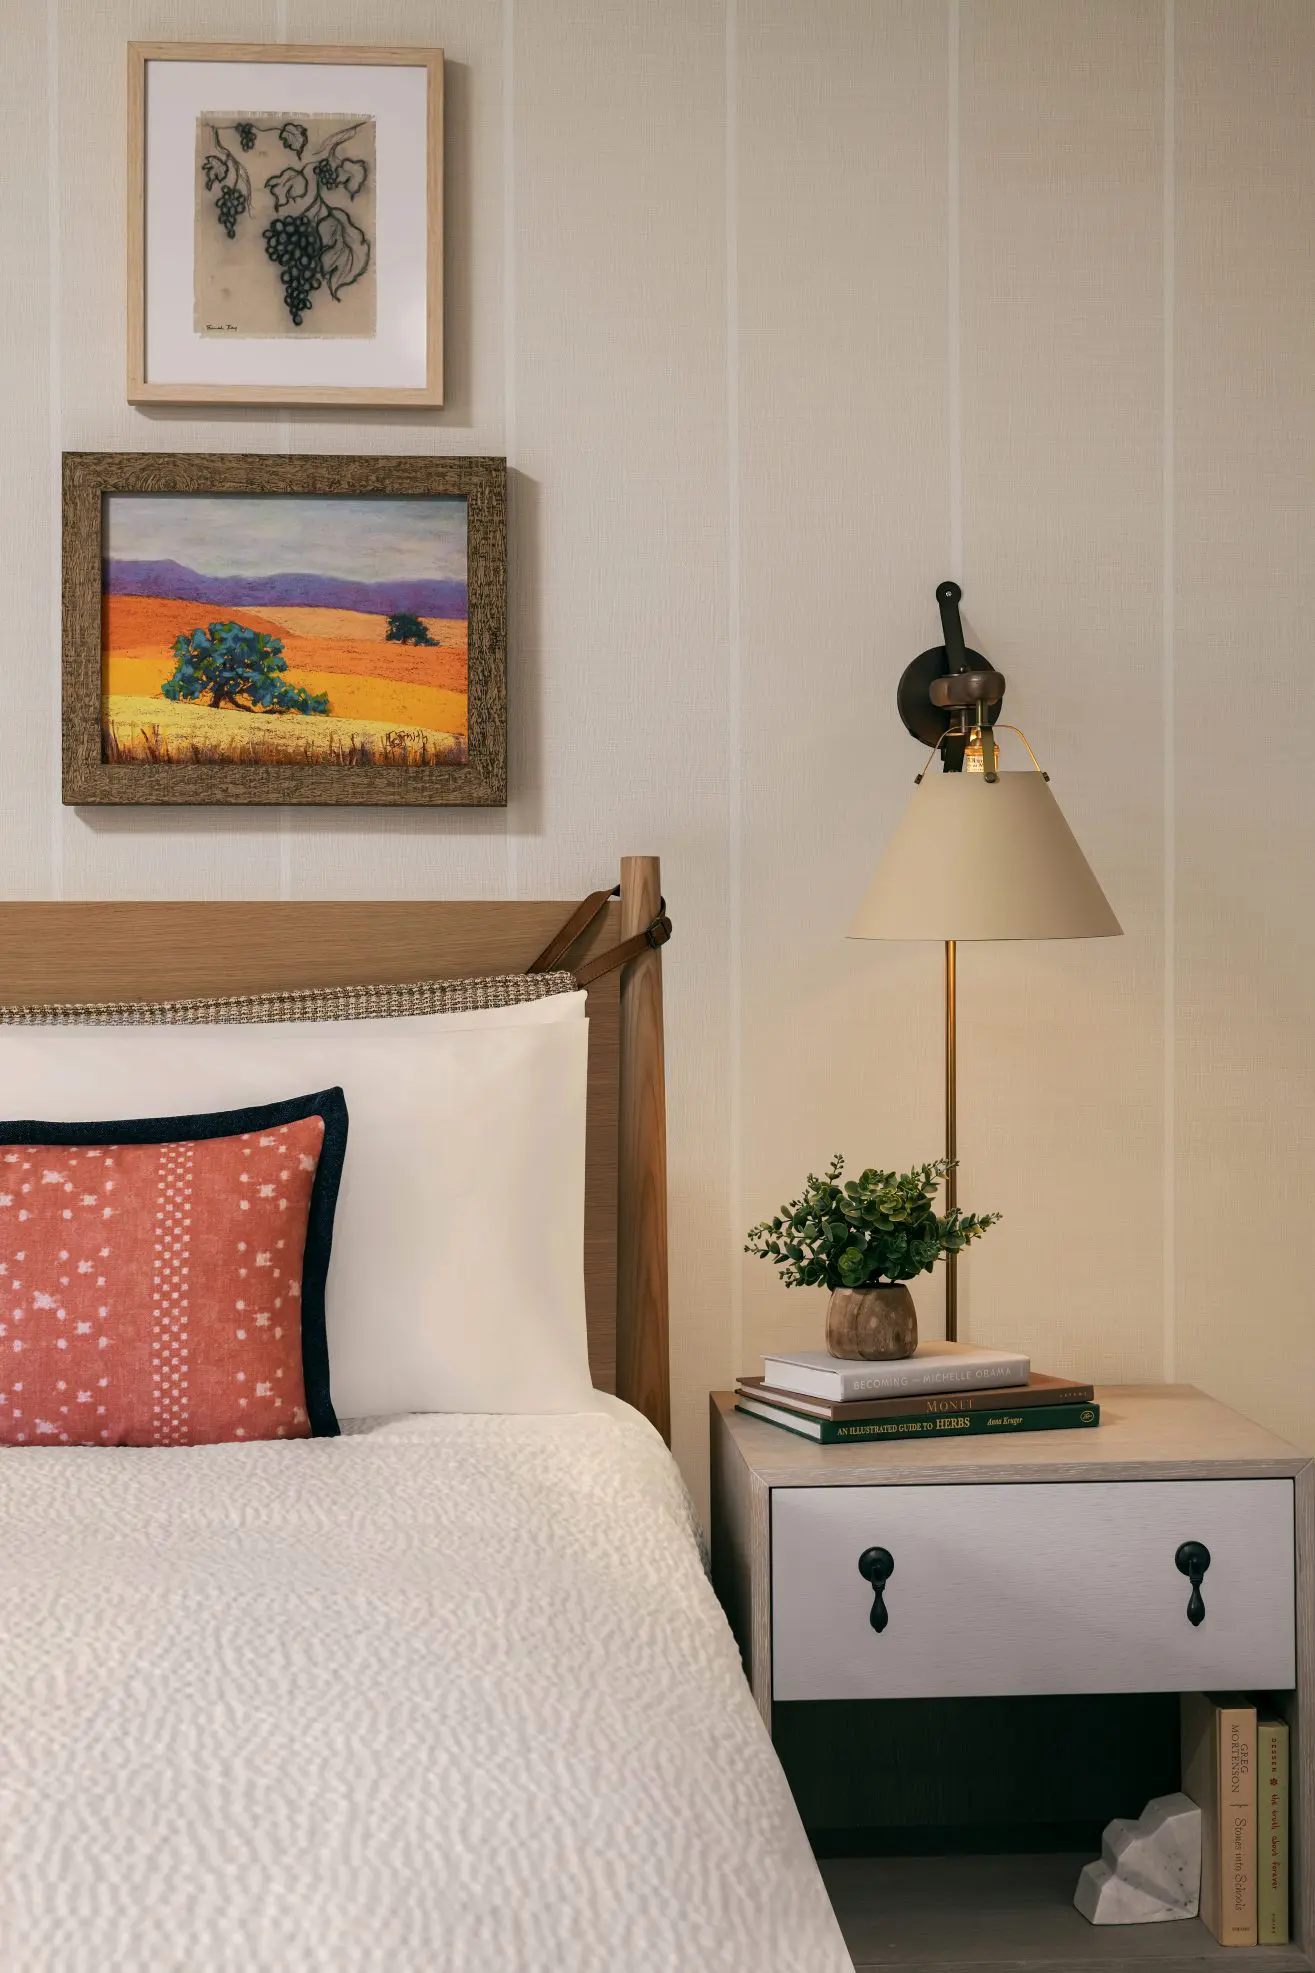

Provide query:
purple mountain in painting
left=104, top=558, right=468, bottom=620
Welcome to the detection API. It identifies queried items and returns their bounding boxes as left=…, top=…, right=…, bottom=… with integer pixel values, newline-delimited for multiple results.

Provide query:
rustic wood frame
left=0, top=857, right=671, bottom=1441
left=127, top=42, right=444, bottom=408
left=62, top=450, right=506, bottom=808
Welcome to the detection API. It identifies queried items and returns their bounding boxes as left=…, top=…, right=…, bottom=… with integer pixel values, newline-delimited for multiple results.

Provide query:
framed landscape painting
left=127, top=44, right=443, bottom=406
left=62, top=453, right=506, bottom=806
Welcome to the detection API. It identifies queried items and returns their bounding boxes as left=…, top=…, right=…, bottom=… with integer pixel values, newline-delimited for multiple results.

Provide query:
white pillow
left=0, top=991, right=596, bottom=1417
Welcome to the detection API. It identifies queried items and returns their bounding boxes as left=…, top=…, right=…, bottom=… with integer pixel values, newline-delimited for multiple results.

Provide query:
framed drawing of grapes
left=127, top=45, right=443, bottom=407
left=62, top=452, right=506, bottom=806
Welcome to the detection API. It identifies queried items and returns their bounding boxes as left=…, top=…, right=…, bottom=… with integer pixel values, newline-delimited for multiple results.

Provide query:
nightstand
left=710, top=1385, right=1313, bottom=1973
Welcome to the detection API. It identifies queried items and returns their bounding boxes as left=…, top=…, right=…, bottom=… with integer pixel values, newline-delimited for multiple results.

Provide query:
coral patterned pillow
left=0, top=1089, right=345, bottom=1448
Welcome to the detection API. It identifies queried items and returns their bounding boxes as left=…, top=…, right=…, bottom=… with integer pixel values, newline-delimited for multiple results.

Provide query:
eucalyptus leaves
left=200, top=117, right=372, bottom=328
left=746, top=1154, right=1000, bottom=1290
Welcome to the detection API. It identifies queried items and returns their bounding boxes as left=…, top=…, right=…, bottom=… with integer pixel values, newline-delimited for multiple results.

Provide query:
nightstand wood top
left=712, top=1384, right=1310, bottom=1486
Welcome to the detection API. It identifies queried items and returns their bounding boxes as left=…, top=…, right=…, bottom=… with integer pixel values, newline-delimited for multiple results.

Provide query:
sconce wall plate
left=897, top=581, right=1005, bottom=772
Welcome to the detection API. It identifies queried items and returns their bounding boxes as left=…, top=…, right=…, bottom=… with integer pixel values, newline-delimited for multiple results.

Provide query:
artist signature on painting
left=205, top=323, right=240, bottom=333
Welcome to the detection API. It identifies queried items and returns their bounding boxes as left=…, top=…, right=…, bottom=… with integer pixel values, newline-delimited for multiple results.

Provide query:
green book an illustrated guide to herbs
left=734, top=1397, right=1100, bottom=1444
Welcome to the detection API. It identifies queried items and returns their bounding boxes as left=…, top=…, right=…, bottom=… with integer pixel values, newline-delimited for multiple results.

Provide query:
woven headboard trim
left=0, top=970, right=578, bottom=1027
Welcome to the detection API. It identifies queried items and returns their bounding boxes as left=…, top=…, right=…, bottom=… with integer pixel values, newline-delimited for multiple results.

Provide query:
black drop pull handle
left=858, top=1547, right=895, bottom=1633
left=1175, top=1541, right=1211, bottom=1626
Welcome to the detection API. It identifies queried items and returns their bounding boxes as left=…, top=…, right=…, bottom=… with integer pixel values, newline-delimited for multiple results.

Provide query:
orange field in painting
left=101, top=595, right=468, bottom=765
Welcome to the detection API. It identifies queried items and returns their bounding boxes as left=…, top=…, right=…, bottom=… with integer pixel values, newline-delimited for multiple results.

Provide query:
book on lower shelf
left=735, top=1395, right=1099, bottom=1443
left=1180, top=1693, right=1257, bottom=1945
left=1257, top=1713, right=1290, bottom=1945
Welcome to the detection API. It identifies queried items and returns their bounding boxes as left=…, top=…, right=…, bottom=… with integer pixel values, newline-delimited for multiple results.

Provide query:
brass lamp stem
left=944, top=938, right=958, bottom=1342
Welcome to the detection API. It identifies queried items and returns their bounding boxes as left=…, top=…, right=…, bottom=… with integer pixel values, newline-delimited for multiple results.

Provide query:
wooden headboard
left=0, top=854, right=671, bottom=1441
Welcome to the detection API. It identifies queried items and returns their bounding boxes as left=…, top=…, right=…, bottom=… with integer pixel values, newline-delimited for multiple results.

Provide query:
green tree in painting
left=384, top=610, right=437, bottom=647
left=161, top=622, right=330, bottom=715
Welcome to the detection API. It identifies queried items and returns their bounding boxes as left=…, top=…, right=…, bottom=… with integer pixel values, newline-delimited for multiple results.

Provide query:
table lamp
left=849, top=581, right=1121, bottom=1340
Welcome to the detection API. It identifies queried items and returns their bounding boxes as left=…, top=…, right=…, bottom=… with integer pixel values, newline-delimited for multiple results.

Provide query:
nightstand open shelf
left=819, top=1851, right=1310, bottom=1972
left=709, top=1387, right=1314, bottom=1973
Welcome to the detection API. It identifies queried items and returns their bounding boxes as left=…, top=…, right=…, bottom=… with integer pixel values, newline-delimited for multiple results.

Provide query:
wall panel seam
left=276, top=0, right=290, bottom=902
left=502, top=0, right=520, bottom=900
left=1162, top=0, right=1177, bottom=1385
left=947, top=0, right=962, bottom=581
left=47, top=0, right=63, bottom=900
left=725, top=0, right=743, bottom=1380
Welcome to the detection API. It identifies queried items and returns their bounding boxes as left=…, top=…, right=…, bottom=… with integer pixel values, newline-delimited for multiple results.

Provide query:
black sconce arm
left=936, top=581, right=969, bottom=674
left=898, top=580, right=1007, bottom=777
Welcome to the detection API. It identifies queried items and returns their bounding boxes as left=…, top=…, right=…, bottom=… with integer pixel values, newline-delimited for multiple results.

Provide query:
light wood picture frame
left=127, top=43, right=444, bottom=407
left=63, top=451, right=506, bottom=807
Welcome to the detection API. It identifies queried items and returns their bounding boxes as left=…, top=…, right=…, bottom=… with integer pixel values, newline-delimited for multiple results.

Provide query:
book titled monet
left=737, top=1370, right=1093, bottom=1424
left=760, top=1340, right=1029, bottom=1405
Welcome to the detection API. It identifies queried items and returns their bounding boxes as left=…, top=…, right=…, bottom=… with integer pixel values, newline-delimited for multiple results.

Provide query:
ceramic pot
left=825, top=1282, right=918, bottom=1361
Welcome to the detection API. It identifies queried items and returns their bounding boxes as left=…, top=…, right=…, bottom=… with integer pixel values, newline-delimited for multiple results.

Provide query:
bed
left=0, top=860, right=852, bottom=1973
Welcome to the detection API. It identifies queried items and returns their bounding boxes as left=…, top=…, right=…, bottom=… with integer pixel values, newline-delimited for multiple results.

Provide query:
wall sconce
left=849, top=582, right=1121, bottom=1340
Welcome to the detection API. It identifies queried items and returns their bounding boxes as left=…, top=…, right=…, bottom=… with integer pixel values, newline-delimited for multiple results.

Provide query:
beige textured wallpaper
left=1, top=0, right=1310, bottom=1516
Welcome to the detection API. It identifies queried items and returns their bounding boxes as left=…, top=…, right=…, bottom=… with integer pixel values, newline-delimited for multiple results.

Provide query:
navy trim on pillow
left=0, top=1089, right=347, bottom=1438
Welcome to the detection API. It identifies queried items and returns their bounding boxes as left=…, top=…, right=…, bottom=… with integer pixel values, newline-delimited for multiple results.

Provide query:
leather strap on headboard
left=528, top=887, right=672, bottom=988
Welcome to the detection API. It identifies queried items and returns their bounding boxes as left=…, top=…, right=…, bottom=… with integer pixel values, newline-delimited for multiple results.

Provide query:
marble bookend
left=1074, top=1792, right=1202, bottom=1925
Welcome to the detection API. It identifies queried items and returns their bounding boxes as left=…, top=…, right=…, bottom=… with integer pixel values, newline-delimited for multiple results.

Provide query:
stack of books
left=734, top=1340, right=1099, bottom=1443
left=1181, top=1693, right=1289, bottom=1945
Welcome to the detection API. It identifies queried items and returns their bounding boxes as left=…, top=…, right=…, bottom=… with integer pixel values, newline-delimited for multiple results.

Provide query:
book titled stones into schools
left=1181, top=1694, right=1257, bottom=1946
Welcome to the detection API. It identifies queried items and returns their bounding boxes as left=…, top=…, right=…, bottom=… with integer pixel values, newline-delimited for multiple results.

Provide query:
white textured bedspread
left=2, top=1400, right=852, bottom=1973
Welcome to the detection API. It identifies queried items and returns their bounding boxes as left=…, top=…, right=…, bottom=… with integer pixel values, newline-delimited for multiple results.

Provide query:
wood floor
left=819, top=1853, right=1311, bottom=1973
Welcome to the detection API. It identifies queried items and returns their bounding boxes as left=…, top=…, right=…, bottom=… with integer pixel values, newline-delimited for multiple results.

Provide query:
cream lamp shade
left=849, top=769, right=1121, bottom=943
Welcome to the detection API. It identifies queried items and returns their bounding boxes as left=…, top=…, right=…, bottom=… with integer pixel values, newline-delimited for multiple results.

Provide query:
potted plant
left=745, top=1155, right=1000, bottom=1360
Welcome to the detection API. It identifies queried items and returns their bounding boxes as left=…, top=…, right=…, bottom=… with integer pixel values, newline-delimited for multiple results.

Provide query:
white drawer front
left=772, top=1480, right=1295, bottom=1701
